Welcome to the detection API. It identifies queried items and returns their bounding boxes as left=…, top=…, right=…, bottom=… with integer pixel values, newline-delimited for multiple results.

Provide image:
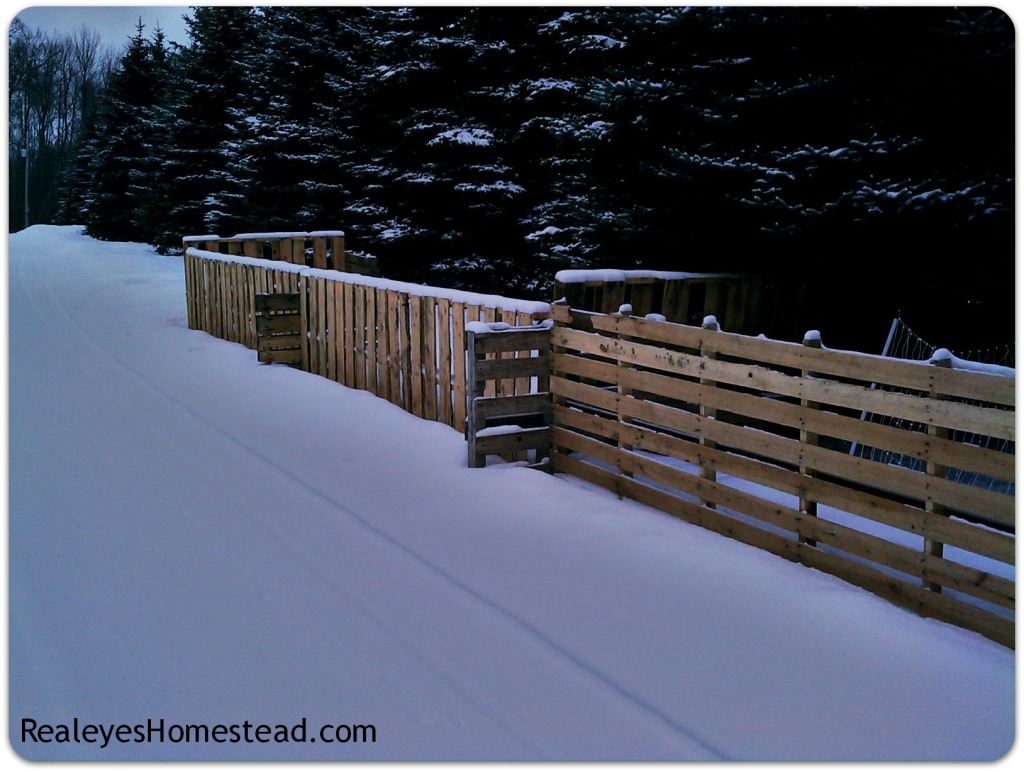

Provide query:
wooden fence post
left=466, top=329, right=486, bottom=468
left=924, top=350, right=953, bottom=592
left=617, top=304, right=633, bottom=497
left=799, top=330, right=822, bottom=545
left=699, top=316, right=719, bottom=508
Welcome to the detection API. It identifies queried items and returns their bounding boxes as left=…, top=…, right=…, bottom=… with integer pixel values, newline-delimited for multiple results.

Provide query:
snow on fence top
left=932, top=348, right=1015, bottom=377
left=185, top=231, right=345, bottom=241
left=554, top=269, right=737, bottom=283
left=186, top=247, right=551, bottom=317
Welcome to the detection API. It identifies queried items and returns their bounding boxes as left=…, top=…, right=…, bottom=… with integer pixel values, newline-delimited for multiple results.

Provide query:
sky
left=12, top=5, right=191, bottom=50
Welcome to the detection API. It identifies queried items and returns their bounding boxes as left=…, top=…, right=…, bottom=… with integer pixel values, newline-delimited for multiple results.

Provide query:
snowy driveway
left=8, top=226, right=1013, bottom=760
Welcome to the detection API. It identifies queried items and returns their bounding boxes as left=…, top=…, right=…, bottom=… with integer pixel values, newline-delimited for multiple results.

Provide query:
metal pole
left=23, top=146, right=30, bottom=229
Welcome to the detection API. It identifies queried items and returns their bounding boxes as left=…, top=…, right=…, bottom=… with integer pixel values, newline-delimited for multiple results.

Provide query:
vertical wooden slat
left=423, top=296, right=438, bottom=422
left=452, top=301, right=468, bottom=436
left=249, top=266, right=258, bottom=349
left=409, top=294, right=424, bottom=417
left=483, top=307, right=498, bottom=398
left=334, top=283, right=345, bottom=384
left=308, top=275, right=320, bottom=375
left=270, top=239, right=282, bottom=263
left=924, top=354, right=952, bottom=592
left=353, top=284, right=367, bottom=390
left=299, top=274, right=310, bottom=372
left=330, top=235, right=345, bottom=271
left=341, top=283, right=354, bottom=388
left=514, top=311, right=532, bottom=397
left=218, top=261, right=226, bottom=336
left=366, top=286, right=378, bottom=395
left=326, top=279, right=337, bottom=381
left=376, top=288, right=391, bottom=402
left=500, top=309, right=517, bottom=398
left=202, top=259, right=211, bottom=334
left=386, top=291, right=402, bottom=406
left=243, top=239, right=259, bottom=258
left=222, top=262, right=231, bottom=340
left=399, top=293, right=413, bottom=412
left=437, top=298, right=453, bottom=427
left=319, top=278, right=329, bottom=377
left=184, top=255, right=193, bottom=329
left=224, top=262, right=234, bottom=341
left=313, top=237, right=328, bottom=269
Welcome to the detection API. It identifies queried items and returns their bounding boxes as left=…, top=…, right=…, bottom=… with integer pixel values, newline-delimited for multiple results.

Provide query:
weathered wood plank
left=409, top=293, right=423, bottom=417
left=438, top=298, right=453, bottom=427
left=452, top=301, right=468, bottom=435
left=423, top=296, right=438, bottom=422
left=376, top=288, right=391, bottom=402
left=366, top=286, right=378, bottom=395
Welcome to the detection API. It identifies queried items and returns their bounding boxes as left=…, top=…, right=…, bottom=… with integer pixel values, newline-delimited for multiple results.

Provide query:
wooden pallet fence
left=185, top=246, right=550, bottom=438
left=183, top=231, right=379, bottom=276
left=466, top=323, right=553, bottom=469
left=548, top=303, right=1015, bottom=647
left=255, top=293, right=302, bottom=365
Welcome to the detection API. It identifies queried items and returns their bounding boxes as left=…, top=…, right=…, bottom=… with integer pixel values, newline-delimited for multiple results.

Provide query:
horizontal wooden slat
left=256, top=314, right=302, bottom=334
left=258, top=348, right=302, bottom=365
left=473, top=329, right=551, bottom=354
left=473, top=393, right=552, bottom=421
left=258, top=333, right=302, bottom=351
left=475, top=355, right=551, bottom=382
left=475, top=427, right=551, bottom=455
left=551, top=376, right=619, bottom=413
left=551, top=352, right=621, bottom=384
left=254, top=293, right=299, bottom=313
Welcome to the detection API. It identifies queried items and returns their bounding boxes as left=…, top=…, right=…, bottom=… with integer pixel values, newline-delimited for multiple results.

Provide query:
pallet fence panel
left=549, top=305, right=1015, bottom=648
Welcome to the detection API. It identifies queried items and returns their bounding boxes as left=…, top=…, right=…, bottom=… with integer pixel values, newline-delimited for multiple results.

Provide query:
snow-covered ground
left=8, top=226, right=1014, bottom=760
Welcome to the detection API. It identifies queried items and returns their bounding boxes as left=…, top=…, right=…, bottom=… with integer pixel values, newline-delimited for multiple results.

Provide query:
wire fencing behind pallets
left=852, top=316, right=1015, bottom=496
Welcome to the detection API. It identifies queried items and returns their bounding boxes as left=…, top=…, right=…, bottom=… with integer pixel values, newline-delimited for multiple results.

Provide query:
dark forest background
left=8, top=6, right=1014, bottom=352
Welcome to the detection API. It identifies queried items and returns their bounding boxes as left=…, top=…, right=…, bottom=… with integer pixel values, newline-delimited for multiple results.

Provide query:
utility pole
left=22, top=97, right=30, bottom=229
left=22, top=147, right=29, bottom=229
